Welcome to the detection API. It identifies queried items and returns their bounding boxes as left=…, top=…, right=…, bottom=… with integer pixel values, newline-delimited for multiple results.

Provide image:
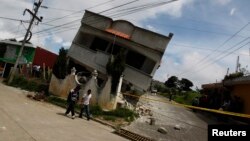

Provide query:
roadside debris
left=157, top=127, right=167, bottom=134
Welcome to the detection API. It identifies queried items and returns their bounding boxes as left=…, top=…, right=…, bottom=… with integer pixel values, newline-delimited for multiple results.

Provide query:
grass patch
left=7, top=75, right=49, bottom=96
left=103, top=115, right=116, bottom=122
left=174, top=91, right=201, bottom=105
left=46, top=95, right=137, bottom=122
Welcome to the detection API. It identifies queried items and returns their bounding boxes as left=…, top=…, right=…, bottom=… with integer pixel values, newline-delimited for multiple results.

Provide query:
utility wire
left=184, top=41, right=250, bottom=76
left=177, top=22, right=250, bottom=76
left=42, top=0, right=116, bottom=24
left=15, top=0, right=140, bottom=39
left=11, top=0, right=116, bottom=37
left=180, top=37, right=250, bottom=76
left=172, top=43, right=250, bottom=56
left=30, top=0, right=177, bottom=37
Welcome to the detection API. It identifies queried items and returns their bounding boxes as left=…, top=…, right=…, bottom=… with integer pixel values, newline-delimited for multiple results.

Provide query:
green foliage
left=52, top=47, right=68, bottom=79
left=47, top=96, right=67, bottom=107
left=103, top=115, right=116, bottom=122
left=105, top=108, right=136, bottom=118
left=46, top=97, right=137, bottom=121
left=179, top=78, right=194, bottom=91
left=8, top=75, right=49, bottom=95
left=165, top=76, right=194, bottom=92
left=224, top=72, right=244, bottom=80
left=174, top=91, right=201, bottom=105
left=164, top=76, right=178, bottom=89
left=106, top=49, right=126, bottom=94
left=153, top=83, right=169, bottom=93
left=90, top=105, right=104, bottom=116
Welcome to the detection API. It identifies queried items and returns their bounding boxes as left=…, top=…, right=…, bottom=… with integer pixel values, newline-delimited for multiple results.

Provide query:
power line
left=8, top=0, right=43, bottom=84
left=186, top=42, right=250, bottom=76
left=42, top=0, right=116, bottom=24
left=177, top=22, right=250, bottom=76
left=30, top=0, right=178, bottom=39
left=0, top=16, right=28, bottom=22
left=15, top=0, right=140, bottom=39
left=41, top=6, right=82, bottom=12
left=180, top=38, right=250, bottom=77
left=34, top=0, right=177, bottom=37
left=172, top=43, right=250, bottom=56
left=10, top=0, right=116, bottom=37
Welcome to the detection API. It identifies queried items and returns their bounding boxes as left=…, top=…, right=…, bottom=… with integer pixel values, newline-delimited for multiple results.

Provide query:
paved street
left=0, top=82, right=127, bottom=141
left=125, top=94, right=219, bottom=141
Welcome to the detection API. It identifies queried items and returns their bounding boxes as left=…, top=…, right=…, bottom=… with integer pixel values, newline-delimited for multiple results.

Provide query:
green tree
left=179, top=78, right=193, bottom=91
left=106, top=49, right=126, bottom=94
left=164, top=76, right=179, bottom=89
left=52, top=47, right=68, bottom=79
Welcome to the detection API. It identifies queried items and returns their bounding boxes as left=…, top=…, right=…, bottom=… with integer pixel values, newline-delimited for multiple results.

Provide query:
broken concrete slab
left=158, top=127, right=167, bottom=134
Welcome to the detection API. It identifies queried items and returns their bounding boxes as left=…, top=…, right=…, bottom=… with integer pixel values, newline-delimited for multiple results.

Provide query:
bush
left=45, top=96, right=137, bottom=122
left=46, top=96, right=67, bottom=108
left=104, top=108, right=138, bottom=121
left=8, top=75, right=49, bottom=95
left=90, top=105, right=103, bottom=116
left=103, top=115, right=116, bottom=122
left=224, top=72, right=244, bottom=80
left=174, top=91, right=201, bottom=105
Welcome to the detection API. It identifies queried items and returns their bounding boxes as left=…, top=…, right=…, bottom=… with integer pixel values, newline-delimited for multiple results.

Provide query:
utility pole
left=235, top=56, right=239, bottom=73
left=8, top=0, right=43, bottom=84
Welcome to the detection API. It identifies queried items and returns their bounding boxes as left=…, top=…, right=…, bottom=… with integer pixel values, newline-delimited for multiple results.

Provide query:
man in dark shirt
left=65, top=85, right=81, bottom=119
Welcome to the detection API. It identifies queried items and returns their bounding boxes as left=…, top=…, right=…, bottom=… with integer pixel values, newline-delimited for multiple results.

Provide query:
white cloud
left=62, top=41, right=72, bottom=47
left=146, top=25, right=158, bottom=32
left=53, top=36, right=63, bottom=43
left=154, top=47, right=228, bottom=88
left=0, top=31, right=16, bottom=40
left=230, top=8, right=236, bottom=16
left=214, top=0, right=231, bottom=5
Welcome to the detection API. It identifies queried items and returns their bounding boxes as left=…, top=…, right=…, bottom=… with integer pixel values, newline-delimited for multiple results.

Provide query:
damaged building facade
left=67, top=10, right=173, bottom=92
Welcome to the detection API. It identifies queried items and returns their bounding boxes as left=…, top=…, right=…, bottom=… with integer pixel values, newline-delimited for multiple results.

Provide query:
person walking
left=79, top=89, right=92, bottom=121
left=65, top=85, right=81, bottom=119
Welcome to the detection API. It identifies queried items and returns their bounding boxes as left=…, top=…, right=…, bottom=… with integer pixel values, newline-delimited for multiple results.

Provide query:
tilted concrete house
left=67, top=10, right=173, bottom=91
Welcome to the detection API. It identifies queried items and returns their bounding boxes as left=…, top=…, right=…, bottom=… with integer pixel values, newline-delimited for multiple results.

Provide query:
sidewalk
left=0, top=82, right=128, bottom=141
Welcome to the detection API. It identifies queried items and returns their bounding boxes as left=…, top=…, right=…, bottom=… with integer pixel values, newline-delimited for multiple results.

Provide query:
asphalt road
left=0, top=82, right=127, bottom=141
left=125, top=94, right=219, bottom=141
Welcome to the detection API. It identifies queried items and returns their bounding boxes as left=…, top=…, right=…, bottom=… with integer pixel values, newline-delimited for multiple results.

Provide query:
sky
left=0, top=0, right=250, bottom=88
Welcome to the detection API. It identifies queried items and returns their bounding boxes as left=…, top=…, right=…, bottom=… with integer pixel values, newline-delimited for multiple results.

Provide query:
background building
left=202, top=76, right=250, bottom=115
left=0, top=39, right=35, bottom=78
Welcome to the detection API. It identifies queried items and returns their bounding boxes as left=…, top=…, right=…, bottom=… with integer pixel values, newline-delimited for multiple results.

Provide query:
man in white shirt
left=79, top=89, right=92, bottom=120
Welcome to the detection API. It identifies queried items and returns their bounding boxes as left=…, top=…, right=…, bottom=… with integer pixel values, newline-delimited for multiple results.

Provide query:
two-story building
left=0, top=39, right=35, bottom=78
left=67, top=11, right=173, bottom=91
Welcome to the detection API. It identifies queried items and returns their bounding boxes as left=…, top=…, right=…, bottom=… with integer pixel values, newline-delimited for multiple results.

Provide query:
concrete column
left=116, top=75, right=124, bottom=96
left=113, top=75, right=124, bottom=109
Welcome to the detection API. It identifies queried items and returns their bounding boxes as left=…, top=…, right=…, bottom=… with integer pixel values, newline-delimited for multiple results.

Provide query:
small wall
left=49, top=73, right=120, bottom=111
left=49, top=74, right=77, bottom=98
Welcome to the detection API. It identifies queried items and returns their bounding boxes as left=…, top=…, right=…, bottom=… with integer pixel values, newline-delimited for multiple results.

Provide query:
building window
left=125, top=50, right=156, bottom=74
left=107, top=44, right=123, bottom=55
left=75, top=33, right=94, bottom=47
left=126, top=50, right=145, bottom=70
left=141, top=58, right=156, bottom=74
left=90, top=37, right=109, bottom=51
left=0, top=44, right=7, bottom=58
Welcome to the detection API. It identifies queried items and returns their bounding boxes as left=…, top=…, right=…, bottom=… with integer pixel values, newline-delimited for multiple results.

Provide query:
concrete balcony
left=68, top=43, right=109, bottom=74
left=124, top=65, right=152, bottom=91
left=68, top=43, right=152, bottom=90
